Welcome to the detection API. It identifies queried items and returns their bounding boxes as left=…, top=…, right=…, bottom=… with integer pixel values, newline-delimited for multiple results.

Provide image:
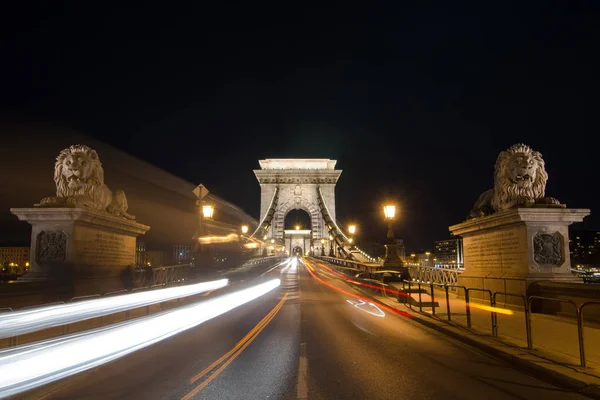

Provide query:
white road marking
left=297, top=342, right=308, bottom=399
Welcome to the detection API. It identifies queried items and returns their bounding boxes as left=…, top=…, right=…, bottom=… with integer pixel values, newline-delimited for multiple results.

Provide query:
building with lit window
left=0, top=246, right=30, bottom=275
left=173, top=245, right=192, bottom=264
left=433, top=238, right=463, bottom=268
left=570, top=230, right=600, bottom=269
left=136, top=242, right=147, bottom=266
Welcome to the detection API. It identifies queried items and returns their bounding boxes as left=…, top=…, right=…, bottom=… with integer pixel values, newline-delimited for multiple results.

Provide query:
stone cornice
left=254, top=169, right=342, bottom=184
left=450, top=207, right=590, bottom=236
left=258, top=159, right=337, bottom=170
left=10, top=207, right=151, bottom=236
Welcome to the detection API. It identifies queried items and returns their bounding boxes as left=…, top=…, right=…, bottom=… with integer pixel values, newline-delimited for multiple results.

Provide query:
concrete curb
left=384, top=300, right=600, bottom=399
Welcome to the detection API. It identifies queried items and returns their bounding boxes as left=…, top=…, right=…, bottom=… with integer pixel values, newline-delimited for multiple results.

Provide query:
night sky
left=1, top=3, right=599, bottom=251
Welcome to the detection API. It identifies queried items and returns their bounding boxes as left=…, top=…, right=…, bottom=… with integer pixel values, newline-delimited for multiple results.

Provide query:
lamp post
left=199, top=204, right=215, bottom=264
left=329, top=235, right=334, bottom=257
left=382, top=205, right=409, bottom=279
left=320, top=238, right=325, bottom=257
left=202, top=205, right=214, bottom=219
left=348, top=225, right=356, bottom=250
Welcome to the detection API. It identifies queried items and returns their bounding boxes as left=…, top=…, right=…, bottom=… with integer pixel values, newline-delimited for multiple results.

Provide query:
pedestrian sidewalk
left=370, top=290, right=600, bottom=398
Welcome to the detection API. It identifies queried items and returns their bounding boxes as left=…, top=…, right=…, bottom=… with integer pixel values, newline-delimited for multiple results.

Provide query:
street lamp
left=383, top=205, right=396, bottom=241
left=320, top=238, right=325, bottom=257
left=382, top=204, right=409, bottom=278
left=295, top=225, right=300, bottom=230
left=241, top=225, right=249, bottom=234
left=202, top=205, right=214, bottom=219
left=271, top=239, right=275, bottom=244
left=349, top=225, right=356, bottom=235
left=329, top=235, right=334, bottom=257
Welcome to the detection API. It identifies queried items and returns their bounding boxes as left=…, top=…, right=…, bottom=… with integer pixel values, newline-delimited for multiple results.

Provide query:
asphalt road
left=16, top=258, right=590, bottom=400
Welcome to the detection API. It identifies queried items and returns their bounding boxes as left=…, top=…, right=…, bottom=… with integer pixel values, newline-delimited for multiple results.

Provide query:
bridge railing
left=132, top=263, right=194, bottom=288
left=407, top=265, right=462, bottom=286
left=320, top=256, right=376, bottom=272
left=402, top=280, right=600, bottom=368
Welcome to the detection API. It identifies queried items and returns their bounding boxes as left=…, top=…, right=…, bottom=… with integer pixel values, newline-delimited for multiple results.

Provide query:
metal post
left=491, top=295, right=497, bottom=337
left=418, top=281, right=422, bottom=313
left=526, top=299, right=533, bottom=350
left=408, top=281, right=412, bottom=310
left=445, top=285, right=451, bottom=321
left=465, top=289, right=471, bottom=328
left=577, top=307, right=586, bottom=368
left=430, top=283, right=435, bottom=316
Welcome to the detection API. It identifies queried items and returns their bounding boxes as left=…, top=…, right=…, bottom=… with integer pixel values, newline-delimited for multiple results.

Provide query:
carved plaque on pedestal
left=533, top=232, right=563, bottom=266
left=36, top=231, right=67, bottom=264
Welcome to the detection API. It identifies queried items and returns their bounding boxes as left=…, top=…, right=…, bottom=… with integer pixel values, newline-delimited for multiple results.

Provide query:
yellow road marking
left=181, top=293, right=288, bottom=399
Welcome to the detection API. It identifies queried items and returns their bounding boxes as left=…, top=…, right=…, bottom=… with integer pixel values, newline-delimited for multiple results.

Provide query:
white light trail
left=0, top=279, right=229, bottom=339
left=0, top=279, right=280, bottom=399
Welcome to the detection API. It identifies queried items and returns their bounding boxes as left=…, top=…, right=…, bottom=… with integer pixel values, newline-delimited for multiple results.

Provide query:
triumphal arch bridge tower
left=253, top=159, right=344, bottom=257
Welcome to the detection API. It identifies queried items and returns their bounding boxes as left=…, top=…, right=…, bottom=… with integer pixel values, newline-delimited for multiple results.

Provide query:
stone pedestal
left=10, top=207, right=150, bottom=296
left=383, top=243, right=409, bottom=279
left=449, top=207, right=590, bottom=300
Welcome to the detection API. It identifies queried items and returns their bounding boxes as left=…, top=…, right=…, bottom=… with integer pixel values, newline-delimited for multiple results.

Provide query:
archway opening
left=284, top=209, right=311, bottom=231
left=292, top=246, right=303, bottom=256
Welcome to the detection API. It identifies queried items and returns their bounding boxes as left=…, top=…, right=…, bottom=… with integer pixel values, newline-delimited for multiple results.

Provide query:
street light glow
left=383, top=205, right=395, bottom=220
left=202, top=205, right=214, bottom=219
left=241, top=225, right=248, bottom=234
left=348, top=225, right=356, bottom=234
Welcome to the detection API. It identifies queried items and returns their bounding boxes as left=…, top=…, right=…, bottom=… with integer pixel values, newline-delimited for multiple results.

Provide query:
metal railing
left=393, top=281, right=598, bottom=368
left=493, top=292, right=528, bottom=346
left=132, top=263, right=194, bottom=287
left=578, top=302, right=600, bottom=368
left=407, top=265, right=462, bottom=286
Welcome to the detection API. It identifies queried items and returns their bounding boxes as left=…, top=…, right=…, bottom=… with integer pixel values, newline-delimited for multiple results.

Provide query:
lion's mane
left=492, top=143, right=547, bottom=212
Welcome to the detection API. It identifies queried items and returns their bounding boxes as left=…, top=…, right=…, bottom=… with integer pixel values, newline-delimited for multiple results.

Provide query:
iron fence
left=407, top=265, right=461, bottom=286
left=132, top=263, right=194, bottom=287
left=396, top=281, right=597, bottom=368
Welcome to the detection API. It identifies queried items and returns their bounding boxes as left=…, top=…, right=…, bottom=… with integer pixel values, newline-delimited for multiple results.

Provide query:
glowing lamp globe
left=202, top=205, right=214, bottom=219
left=383, top=205, right=396, bottom=220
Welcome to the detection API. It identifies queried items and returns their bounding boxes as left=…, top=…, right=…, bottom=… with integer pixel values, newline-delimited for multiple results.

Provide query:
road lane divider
left=182, top=292, right=289, bottom=399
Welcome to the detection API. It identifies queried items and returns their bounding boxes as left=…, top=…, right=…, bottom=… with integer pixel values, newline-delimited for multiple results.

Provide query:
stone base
left=10, top=207, right=149, bottom=295
left=383, top=243, right=410, bottom=279
left=451, top=207, right=590, bottom=303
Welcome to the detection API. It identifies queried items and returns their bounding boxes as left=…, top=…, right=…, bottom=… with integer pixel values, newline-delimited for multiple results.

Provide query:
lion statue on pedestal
left=39, top=144, right=135, bottom=220
left=469, top=143, right=561, bottom=219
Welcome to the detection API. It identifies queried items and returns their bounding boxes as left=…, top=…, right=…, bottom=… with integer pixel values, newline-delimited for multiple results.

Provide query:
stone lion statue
left=39, top=144, right=135, bottom=219
left=469, top=143, right=561, bottom=218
